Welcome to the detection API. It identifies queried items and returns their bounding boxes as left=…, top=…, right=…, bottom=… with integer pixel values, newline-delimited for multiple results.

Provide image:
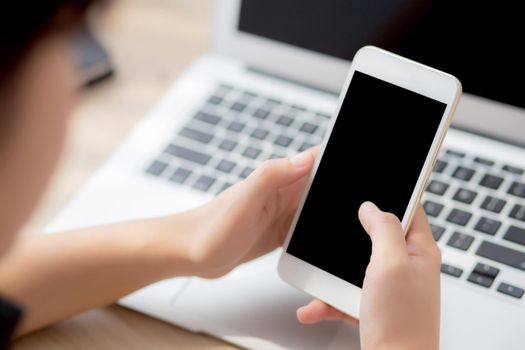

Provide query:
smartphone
left=278, top=46, right=462, bottom=318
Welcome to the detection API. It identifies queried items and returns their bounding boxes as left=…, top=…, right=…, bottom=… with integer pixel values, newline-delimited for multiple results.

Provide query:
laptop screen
left=239, top=1, right=525, bottom=110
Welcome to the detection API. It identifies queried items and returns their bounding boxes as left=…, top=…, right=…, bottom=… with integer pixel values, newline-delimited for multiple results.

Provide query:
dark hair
left=0, top=1, right=94, bottom=81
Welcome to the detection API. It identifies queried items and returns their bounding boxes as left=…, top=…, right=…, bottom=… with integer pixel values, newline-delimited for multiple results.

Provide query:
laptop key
left=218, top=83, right=233, bottom=91
left=474, top=157, right=495, bottom=166
left=447, top=232, right=474, bottom=251
left=480, top=174, right=504, bottom=190
left=504, top=225, right=525, bottom=246
left=227, top=121, right=245, bottom=133
left=164, top=144, right=211, bottom=165
left=433, top=159, right=448, bottom=173
left=275, top=135, right=293, bottom=148
left=503, top=165, right=524, bottom=175
left=441, top=264, right=463, bottom=278
left=473, top=263, right=500, bottom=278
left=498, top=283, right=525, bottom=299
left=266, top=98, right=282, bottom=106
left=242, top=147, right=262, bottom=159
left=316, top=112, right=331, bottom=119
left=508, top=181, right=525, bottom=199
left=291, top=105, right=307, bottom=113
left=446, top=149, right=465, bottom=158
left=240, top=167, right=255, bottom=179
left=452, top=166, right=475, bottom=181
left=430, top=224, right=445, bottom=241
left=146, top=160, right=168, bottom=176
left=242, top=90, right=257, bottom=99
left=453, top=188, right=477, bottom=204
left=445, top=149, right=465, bottom=158
left=509, top=204, right=525, bottom=222
left=423, top=201, right=444, bottom=218
left=476, top=241, right=525, bottom=271
left=194, top=111, right=221, bottom=125
left=207, top=95, right=223, bottom=105
left=193, top=175, right=216, bottom=192
left=299, top=142, right=315, bottom=152
left=179, top=127, right=214, bottom=144
left=218, top=139, right=238, bottom=152
left=426, top=180, right=449, bottom=196
left=216, top=160, right=236, bottom=174
left=467, top=272, right=495, bottom=288
left=230, top=102, right=247, bottom=112
left=446, top=208, right=472, bottom=226
left=474, top=217, right=501, bottom=236
left=169, top=168, right=191, bottom=184
left=480, top=196, right=506, bottom=214
left=253, top=108, right=270, bottom=120
left=269, top=153, right=285, bottom=159
left=300, top=122, right=318, bottom=134
left=276, top=115, right=294, bottom=127
left=217, top=182, right=233, bottom=194
left=251, top=128, right=269, bottom=140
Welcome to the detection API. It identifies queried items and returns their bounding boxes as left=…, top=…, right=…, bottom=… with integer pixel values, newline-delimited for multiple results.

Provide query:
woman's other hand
left=297, top=203, right=441, bottom=350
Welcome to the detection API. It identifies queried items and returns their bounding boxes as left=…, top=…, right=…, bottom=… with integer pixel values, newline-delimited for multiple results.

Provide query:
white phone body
left=278, top=46, right=462, bottom=318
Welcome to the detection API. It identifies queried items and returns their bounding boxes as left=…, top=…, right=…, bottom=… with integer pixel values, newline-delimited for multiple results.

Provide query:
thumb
left=244, top=148, right=316, bottom=199
left=358, top=202, right=407, bottom=260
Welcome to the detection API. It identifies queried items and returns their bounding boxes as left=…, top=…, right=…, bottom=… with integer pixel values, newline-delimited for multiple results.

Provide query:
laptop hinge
left=246, top=66, right=340, bottom=97
left=451, top=125, right=525, bottom=149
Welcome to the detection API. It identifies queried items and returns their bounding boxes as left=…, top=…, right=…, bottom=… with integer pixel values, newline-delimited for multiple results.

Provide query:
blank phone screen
left=286, top=71, right=447, bottom=287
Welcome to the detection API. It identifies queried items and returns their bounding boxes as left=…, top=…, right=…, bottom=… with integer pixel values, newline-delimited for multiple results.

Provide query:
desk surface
left=14, top=1, right=237, bottom=349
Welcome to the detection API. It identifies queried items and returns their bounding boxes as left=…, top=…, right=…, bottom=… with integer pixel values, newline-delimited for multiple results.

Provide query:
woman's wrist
left=368, top=337, right=438, bottom=350
left=151, top=203, right=240, bottom=280
left=127, top=213, right=200, bottom=282
left=141, top=206, right=231, bottom=281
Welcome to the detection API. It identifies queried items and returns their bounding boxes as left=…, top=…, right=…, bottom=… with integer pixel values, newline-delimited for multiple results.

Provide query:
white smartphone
left=278, top=46, right=462, bottom=318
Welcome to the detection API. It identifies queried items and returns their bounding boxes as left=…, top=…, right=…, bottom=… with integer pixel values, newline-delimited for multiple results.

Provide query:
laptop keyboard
left=145, top=83, right=329, bottom=194
left=145, top=82, right=525, bottom=302
left=425, top=149, right=525, bottom=299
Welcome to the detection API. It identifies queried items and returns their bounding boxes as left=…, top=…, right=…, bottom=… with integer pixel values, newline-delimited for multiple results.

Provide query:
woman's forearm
left=0, top=215, right=193, bottom=336
left=0, top=153, right=316, bottom=338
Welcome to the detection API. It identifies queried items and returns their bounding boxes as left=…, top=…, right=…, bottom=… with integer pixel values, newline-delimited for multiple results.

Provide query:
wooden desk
left=14, top=0, right=237, bottom=348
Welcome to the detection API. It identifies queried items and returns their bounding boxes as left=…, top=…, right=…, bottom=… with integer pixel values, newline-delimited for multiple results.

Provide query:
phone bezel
left=278, top=46, right=462, bottom=318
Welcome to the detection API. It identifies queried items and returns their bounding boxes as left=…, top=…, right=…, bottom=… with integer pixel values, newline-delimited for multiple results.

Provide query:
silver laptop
left=47, top=1, right=525, bottom=349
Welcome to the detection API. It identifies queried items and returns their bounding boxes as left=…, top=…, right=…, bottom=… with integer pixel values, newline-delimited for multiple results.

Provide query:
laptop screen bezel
left=213, top=0, right=525, bottom=147
left=213, top=0, right=351, bottom=93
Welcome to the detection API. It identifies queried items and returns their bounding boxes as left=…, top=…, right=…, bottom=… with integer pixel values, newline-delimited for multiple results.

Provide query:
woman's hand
left=177, top=148, right=317, bottom=278
left=296, top=202, right=442, bottom=350
left=3, top=150, right=317, bottom=336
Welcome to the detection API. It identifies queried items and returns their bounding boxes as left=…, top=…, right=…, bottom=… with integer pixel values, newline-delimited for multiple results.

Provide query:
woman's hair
left=0, top=1, right=95, bottom=81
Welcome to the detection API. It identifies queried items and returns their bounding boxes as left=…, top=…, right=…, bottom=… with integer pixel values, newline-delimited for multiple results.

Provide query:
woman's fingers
left=232, top=148, right=316, bottom=223
left=297, top=300, right=359, bottom=327
left=275, top=146, right=320, bottom=218
left=293, top=204, right=438, bottom=335
left=246, top=149, right=315, bottom=194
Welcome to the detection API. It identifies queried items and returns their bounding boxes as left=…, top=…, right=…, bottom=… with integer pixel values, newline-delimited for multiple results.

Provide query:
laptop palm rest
left=170, top=251, right=360, bottom=350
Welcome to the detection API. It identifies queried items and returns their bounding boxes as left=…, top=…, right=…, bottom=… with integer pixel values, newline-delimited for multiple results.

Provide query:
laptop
left=47, top=1, right=525, bottom=349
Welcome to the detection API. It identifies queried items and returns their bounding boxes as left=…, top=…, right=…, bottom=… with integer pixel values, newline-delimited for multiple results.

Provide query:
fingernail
left=290, top=150, right=312, bottom=168
left=361, top=201, right=379, bottom=213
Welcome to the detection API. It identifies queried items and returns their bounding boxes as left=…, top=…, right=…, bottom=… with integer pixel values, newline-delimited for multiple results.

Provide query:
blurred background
left=22, top=0, right=210, bottom=236
left=15, top=1, right=234, bottom=349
